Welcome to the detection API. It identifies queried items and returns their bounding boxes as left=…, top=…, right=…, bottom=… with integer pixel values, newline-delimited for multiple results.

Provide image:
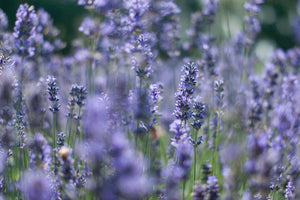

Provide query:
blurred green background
left=0, top=0, right=299, bottom=55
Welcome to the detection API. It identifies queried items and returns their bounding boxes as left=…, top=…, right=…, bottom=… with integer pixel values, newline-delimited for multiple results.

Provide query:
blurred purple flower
left=13, top=4, right=38, bottom=57
left=0, top=9, right=8, bottom=31
left=21, top=170, right=53, bottom=200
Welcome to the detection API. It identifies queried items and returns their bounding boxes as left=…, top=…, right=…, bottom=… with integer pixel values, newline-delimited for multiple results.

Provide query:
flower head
left=13, top=4, right=38, bottom=57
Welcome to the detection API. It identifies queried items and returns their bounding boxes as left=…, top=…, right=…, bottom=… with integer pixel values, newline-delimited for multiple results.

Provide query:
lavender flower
left=173, top=91, right=192, bottom=121
left=149, top=83, right=163, bottom=115
left=78, top=0, right=122, bottom=12
left=222, top=166, right=236, bottom=199
left=185, top=12, right=203, bottom=50
left=192, top=183, right=207, bottom=200
left=36, top=8, right=59, bottom=38
left=125, top=0, right=150, bottom=31
left=202, top=0, right=219, bottom=24
left=282, top=76, right=297, bottom=103
left=78, top=17, right=100, bottom=38
left=47, top=76, right=60, bottom=113
left=169, top=119, right=190, bottom=141
left=0, top=147, right=6, bottom=174
left=192, top=101, right=206, bottom=130
left=0, top=126, right=16, bottom=150
left=0, top=47, right=15, bottom=72
left=248, top=100, right=263, bottom=128
left=110, top=133, right=152, bottom=199
left=77, top=0, right=94, bottom=6
left=2, top=0, right=300, bottom=199
left=200, top=36, right=218, bottom=77
left=82, top=96, right=109, bottom=140
left=58, top=146, right=75, bottom=183
left=0, top=9, right=8, bottom=31
left=191, top=175, right=219, bottom=200
left=202, top=162, right=212, bottom=182
left=13, top=4, right=38, bottom=57
left=285, top=179, right=295, bottom=200
left=57, top=132, right=66, bottom=147
left=32, top=8, right=62, bottom=56
left=155, top=0, right=181, bottom=57
left=15, top=113, right=27, bottom=147
left=214, top=80, right=224, bottom=109
left=174, top=62, right=198, bottom=121
left=188, top=134, right=203, bottom=147
left=245, top=132, right=280, bottom=198
left=21, top=170, right=53, bottom=200
left=206, top=176, right=219, bottom=200
left=0, top=72, right=15, bottom=126
left=131, top=33, right=156, bottom=78
left=271, top=49, right=288, bottom=74
left=272, top=103, right=294, bottom=135
left=244, top=0, right=263, bottom=14
left=130, top=88, right=152, bottom=132
left=24, top=82, right=47, bottom=131
left=172, top=135, right=193, bottom=180
left=287, top=47, right=300, bottom=70
left=70, top=84, right=88, bottom=107
left=243, top=0, right=263, bottom=47
left=28, top=133, right=51, bottom=170
left=67, top=86, right=77, bottom=119
left=161, top=166, right=181, bottom=200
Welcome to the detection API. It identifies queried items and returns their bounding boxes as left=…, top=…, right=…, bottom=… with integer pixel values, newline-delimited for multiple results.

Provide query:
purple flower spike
left=13, top=4, right=38, bottom=57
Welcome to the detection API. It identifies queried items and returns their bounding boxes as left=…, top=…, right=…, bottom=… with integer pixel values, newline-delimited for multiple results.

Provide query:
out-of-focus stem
left=53, top=112, right=57, bottom=174
left=78, top=106, right=82, bottom=141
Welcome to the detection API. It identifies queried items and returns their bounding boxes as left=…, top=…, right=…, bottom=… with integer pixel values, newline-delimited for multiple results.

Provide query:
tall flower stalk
left=213, top=80, right=224, bottom=177
left=47, top=76, right=60, bottom=173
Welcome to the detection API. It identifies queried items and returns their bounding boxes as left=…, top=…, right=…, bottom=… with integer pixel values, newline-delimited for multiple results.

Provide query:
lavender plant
left=1, top=0, right=300, bottom=199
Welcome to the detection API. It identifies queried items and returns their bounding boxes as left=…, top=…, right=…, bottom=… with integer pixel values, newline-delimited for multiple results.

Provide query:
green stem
left=193, top=129, right=198, bottom=183
left=140, top=77, right=143, bottom=89
left=68, top=116, right=73, bottom=146
left=65, top=117, right=69, bottom=144
left=241, top=46, right=249, bottom=83
left=144, top=133, right=149, bottom=156
left=213, top=109, right=221, bottom=177
left=17, top=57, right=24, bottom=116
left=194, top=146, right=197, bottom=183
left=53, top=112, right=57, bottom=174
left=78, top=106, right=82, bottom=142
left=135, top=122, right=138, bottom=148
left=53, top=113, right=56, bottom=149
left=88, top=62, right=93, bottom=95
left=182, top=181, right=185, bottom=200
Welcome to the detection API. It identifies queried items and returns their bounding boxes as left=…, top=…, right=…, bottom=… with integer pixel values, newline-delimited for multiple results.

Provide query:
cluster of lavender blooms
left=2, top=0, right=300, bottom=199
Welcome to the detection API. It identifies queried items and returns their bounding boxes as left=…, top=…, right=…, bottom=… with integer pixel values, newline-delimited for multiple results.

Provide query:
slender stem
left=88, top=37, right=96, bottom=95
left=214, top=107, right=221, bottom=177
left=140, top=77, right=143, bottom=89
left=182, top=181, right=185, bottom=200
left=17, top=56, right=24, bottom=116
left=194, top=145, right=197, bottom=183
left=78, top=106, right=82, bottom=142
left=68, top=116, right=73, bottom=146
left=241, top=46, right=249, bottom=83
left=144, top=133, right=149, bottom=156
left=18, top=146, right=21, bottom=177
left=135, top=122, right=138, bottom=148
left=65, top=117, right=69, bottom=144
left=193, top=129, right=198, bottom=183
left=88, top=62, right=93, bottom=95
left=53, top=113, right=56, bottom=149
left=53, top=112, right=57, bottom=174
